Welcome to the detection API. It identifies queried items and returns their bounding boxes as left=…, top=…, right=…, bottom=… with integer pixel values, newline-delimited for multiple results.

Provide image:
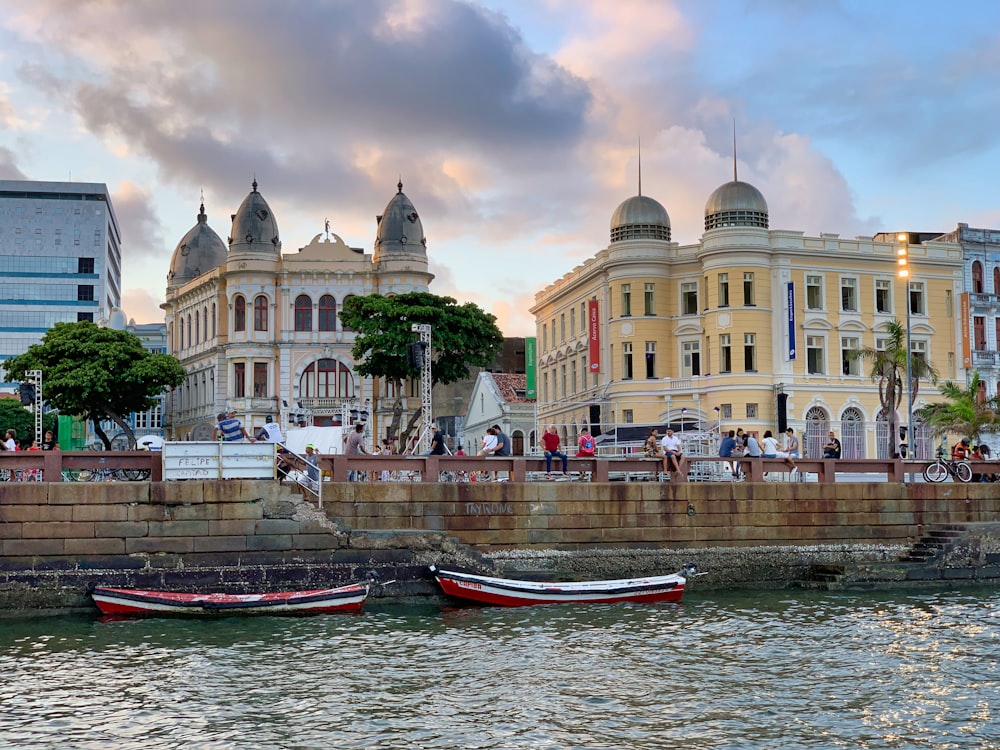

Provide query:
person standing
left=427, top=423, right=446, bottom=455
left=213, top=411, right=254, bottom=442
left=256, top=416, right=284, bottom=444
left=541, top=426, right=568, bottom=476
left=5, top=429, right=17, bottom=451
left=41, top=430, right=58, bottom=451
left=303, top=443, right=320, bottom=488
left=343, top=422, right=369, bottom=482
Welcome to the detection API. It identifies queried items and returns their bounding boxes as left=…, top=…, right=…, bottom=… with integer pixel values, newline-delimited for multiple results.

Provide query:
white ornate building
left=162, top=180, right=432, bottom=441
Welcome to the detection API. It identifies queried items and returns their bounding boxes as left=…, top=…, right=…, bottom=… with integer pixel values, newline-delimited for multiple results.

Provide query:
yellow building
left=530, top=175, right=963, bottom=460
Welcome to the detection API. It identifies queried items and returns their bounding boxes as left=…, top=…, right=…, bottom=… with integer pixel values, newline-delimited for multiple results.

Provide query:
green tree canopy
left=2, top=322, right=186, bottom=449
left=850, top=318, right=938, bottom=457
left=340, top=292, right=504, bottom=444
left=918, top=371, right=1000, bottom=446
left=0, top=398, right=56, bottom=447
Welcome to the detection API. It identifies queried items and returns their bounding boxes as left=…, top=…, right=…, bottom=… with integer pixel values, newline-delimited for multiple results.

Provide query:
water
left=1, top=588, right=998, bottom=749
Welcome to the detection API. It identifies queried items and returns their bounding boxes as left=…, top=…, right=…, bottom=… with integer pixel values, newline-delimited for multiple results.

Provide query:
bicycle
left=923, top=456, right=973, bottom=483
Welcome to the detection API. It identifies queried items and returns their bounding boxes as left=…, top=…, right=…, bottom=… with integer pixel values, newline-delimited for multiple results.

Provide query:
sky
left=2, top=0, right=1000, bottom=337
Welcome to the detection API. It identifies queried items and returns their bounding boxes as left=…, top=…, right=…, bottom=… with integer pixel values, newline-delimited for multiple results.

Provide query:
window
left=300, top=359, right=354, bottom=398
left=233, top=362, right=246, bottom=398
left=561, top=365, right=567, bottom=399
left=621, top=284, right=631, bottom=317
left=542, top=372, right=549, bottom=403
left=253, top=362, right=268, bottom=397
left=78, top=257, right=95, bottom=274
left=212, top=303, right=217, bottom=337
left=682, top=341, right=701, bottom=377
left=644, top=283, right=655, bottom=315
left=541, top=324, right=547, bottom=351
left=721, top=403, right=732, bottom=419
left=807, top=336, right=825, bottom=374
left=682, top=282, right=698, bottom=315
left=974, top=316, right=986, bottom=350
left=718, top=273, right=729, bottom=307
left=720, top=334, right=732, bottom=373
left=570, top=359, right=577, bottom=395
left=294, top=295, right=312, bottom=332
left=996, top=319, right=1000, bottom=351
left=253, top=295, right=268, bottom=331
left=875, top=280, right=891, bottom=314
left=194, top=314, right=199, bottom=344
left=319, top=295, right=336, bottom=331
left=580, top=302, right=586, bottom=334
left=569, top=308, right=575, bottom=336
left=746, top=403, right=758, bottom=419
left=743, top=273, right=755, bottom=305
left=995, top=267, right=1000, bottom=294
left=911, top=340, right=928, bottom=370
left=841, top=336, right=860, bottom=376
left=744, top=333, right=756, bottom=371
left=77, top=312, right=93, bottom=322
left=77, top=285, right=94, bottom=301
left=645, top=341, right=656, bottom=378
left=945, top=289, right=952, bottom=317
left=234, top=295, right=246, bottom=332
left=560, top=313, right=566, bottom=342
left=909, top=282, right=925, bottom=315
left=973, top=261, right=984, bottom=294
left=840, top=277, right=857, bottom=312
left=623, top=409, right=634, bottom=423
left=623, top=342, right=633, bottom=379
left=806, top=276, right=823, bottom=310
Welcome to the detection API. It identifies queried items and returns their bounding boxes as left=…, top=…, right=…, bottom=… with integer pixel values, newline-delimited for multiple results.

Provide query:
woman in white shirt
left=761, top=430, right=797, bottom=472
left=478, top=428, right=498, bottom=456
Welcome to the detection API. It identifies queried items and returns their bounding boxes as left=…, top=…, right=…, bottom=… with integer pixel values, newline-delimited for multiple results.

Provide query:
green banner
left=525, top=337, right=537, bottom=399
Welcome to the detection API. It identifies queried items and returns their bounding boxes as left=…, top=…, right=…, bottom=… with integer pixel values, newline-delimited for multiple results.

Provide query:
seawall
left=1, top=480, right=999, bottom=614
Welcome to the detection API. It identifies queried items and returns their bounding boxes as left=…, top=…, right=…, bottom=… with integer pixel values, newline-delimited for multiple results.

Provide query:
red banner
left=588, top=300, right=600, bottom=373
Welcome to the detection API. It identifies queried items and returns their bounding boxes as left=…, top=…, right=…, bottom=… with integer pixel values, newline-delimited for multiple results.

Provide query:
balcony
left=973, top=350, right=998, bottom=366
left=297, top=397, right=354, bottom=413
left=227, top=397, right=279, bottom=412
left=969, top=292, right=998, bottom=309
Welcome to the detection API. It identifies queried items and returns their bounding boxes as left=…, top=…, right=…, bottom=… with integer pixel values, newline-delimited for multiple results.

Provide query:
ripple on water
left=0, top=589, right=998, bottom=748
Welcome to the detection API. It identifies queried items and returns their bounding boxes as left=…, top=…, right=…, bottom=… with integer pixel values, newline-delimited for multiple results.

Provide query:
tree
left=2, top=322, right=186, bottom=450
left=919, top=371, right=1000, bottom=447
left=0, top=398, right=56, bottom=446
left=340, top=292, right=504, bottom=447
left=851, top=319, right=938, bottom=458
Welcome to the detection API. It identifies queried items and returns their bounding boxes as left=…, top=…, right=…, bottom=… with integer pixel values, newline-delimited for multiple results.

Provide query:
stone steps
left=900, top=524, right=969, bottom=562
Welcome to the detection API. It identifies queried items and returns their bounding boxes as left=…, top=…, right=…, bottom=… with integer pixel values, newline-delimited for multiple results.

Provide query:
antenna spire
left=638, top=136, right=642, bottom=196
left=733, top=120, right=738, bottom=182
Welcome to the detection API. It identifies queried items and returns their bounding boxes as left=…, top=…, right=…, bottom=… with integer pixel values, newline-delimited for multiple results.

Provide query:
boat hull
left=429, top=565, right=687, bottom=607
left=91, top=583, right=369, bottom=616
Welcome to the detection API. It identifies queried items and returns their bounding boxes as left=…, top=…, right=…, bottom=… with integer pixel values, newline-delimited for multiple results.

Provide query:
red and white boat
left=429, top=564, right=696, bottom=607
left=91, top=582, right=369, bottom=616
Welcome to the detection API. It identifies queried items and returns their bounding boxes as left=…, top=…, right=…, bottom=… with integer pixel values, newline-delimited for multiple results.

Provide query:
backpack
left=583, top=438, right=594, bottom=451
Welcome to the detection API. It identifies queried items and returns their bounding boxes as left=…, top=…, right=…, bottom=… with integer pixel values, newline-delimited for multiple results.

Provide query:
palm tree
left=919, top=371, right=1000, bottom=447
left=851, top=319, right=938, bottom=458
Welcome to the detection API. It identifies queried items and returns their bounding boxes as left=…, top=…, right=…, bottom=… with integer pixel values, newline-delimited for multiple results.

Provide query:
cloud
left=120, top=287, right=165, bottom=325
left=0, top=145, right=27, bottom=179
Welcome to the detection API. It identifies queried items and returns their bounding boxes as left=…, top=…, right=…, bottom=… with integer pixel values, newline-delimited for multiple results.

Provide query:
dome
left=228, top=179, right=281, bottom=253
left=704, top=180, right=769, bottom=230
left=101, top=306, right=128, bottom=330
left=167, top=201, right=227, bottom=286
left=374, top=180, right=426, bottom=263
left=609, top=195, right=670, bottom=242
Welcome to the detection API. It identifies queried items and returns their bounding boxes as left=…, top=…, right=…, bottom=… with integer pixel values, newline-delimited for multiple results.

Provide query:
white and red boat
left=429, top=564, right=696, bottom=607
left=91, top=582, right=369, bottom=616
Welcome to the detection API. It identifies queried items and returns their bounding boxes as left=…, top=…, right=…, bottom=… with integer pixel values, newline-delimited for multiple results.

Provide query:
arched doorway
left=804, top=406, right=829, bottom=460
left=512, top=430, right=525, bottom=456
left=840, top=407, right=865, bottom=459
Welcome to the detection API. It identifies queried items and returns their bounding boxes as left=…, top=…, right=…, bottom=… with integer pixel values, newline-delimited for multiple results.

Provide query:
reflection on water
left=1, top=588, right=997, bottom=749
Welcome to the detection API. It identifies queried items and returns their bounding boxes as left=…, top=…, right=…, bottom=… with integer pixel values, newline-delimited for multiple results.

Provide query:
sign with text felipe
left=961, top=292, right=971, bottom=368
left=525, top=337, right=537, bottom=399
left=588, top=300, right=600, bottom=372
left=787, top=282, right=796, bottom=360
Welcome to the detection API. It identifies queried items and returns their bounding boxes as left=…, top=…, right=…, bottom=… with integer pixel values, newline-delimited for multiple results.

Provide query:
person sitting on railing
left=823, top=431, right=841, bottom=459
left=951, top=437, right=971, bottom=461
left=646, top=428, right=668, bottom=476
left=576, top=427, right=596, bottom=458
left=542, top=425, right=569, bottom=476
left=660, top=428, right=687, bottom=479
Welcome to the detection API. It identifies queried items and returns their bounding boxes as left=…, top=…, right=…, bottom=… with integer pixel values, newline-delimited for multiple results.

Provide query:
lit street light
left=898, top=233, right=914, bottom=458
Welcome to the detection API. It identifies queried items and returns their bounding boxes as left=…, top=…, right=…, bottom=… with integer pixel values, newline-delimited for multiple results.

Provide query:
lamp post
left=897, top=233, right=914, bottom=459
left=713, top=405, right=721, bottom=434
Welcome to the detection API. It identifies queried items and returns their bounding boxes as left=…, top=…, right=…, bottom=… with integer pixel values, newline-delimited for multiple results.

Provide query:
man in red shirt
left=541, top=426, right=568, bottom=476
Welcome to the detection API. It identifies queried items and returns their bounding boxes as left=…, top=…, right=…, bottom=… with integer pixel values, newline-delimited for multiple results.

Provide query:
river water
left=1, top=586, right=997, bottom=749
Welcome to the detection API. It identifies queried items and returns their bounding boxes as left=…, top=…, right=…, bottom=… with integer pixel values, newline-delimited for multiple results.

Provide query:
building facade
left=530, top=176, right=964, bottom=460
left=0, top=180, right=122, bottom=366
left=161, top=180, right=432, bottom=443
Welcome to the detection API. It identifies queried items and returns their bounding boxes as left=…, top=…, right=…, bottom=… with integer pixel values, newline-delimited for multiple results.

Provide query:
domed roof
left=101, top=306, right=128, bottom=330
left=228, top=179, right=281, bottom=253
left=167, top=201, right=227, bottom=286
left=610, top=195, right=670, bottom=242
left=704, top=180, right=769, bottom=230
left=374, top=180, right=426, bottom=262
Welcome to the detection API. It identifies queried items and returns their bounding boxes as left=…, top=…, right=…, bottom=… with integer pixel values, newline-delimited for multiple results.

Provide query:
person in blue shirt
left=491, top=425, right=511, bottom=456
left=212, top=410, right=254, bottom=442
left=719, top=430, right=737, bottom=458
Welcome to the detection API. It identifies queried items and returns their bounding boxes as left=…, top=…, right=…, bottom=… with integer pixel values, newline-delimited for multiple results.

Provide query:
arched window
left=295, top=295, right=313, bottom=332
left=994, top=267, right=1000, bottom=294
left=253, top=295, right=268, bottom=332
left=972, top=261, right=984, bottom=294
left=299, top=358, right=354, bottom=398
left=804, top=406, right=829, bottom=461
left=186, top=314, right=192, bottom=349
left=202, top=307, right=208, bottom=342
left=234, top=295, right=246, bottom=332
left=319, top=295, right=337, bottom=332
left=194, top=313, right=199, bottom=344
left=178, top=319, right=184, bottom=350
left=211, top=303, right=217, bottom=338
left=341, top=294, right=355, bottom=331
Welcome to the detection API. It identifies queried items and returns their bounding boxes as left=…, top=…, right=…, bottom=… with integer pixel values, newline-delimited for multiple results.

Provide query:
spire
left=397, top=177, right=403, bottom=194
left=252, top=175, right=258, bottom=193
left=198, top=189, right=206, bottom=222
left=637, top=136, right=642, bottom=197
left=733, top=119, right=738, bottom=182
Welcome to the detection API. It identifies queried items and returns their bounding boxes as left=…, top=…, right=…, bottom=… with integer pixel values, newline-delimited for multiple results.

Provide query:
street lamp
left=898, top=233, right=914, bottom=458
left=713, top=405, right=721, bottom=435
